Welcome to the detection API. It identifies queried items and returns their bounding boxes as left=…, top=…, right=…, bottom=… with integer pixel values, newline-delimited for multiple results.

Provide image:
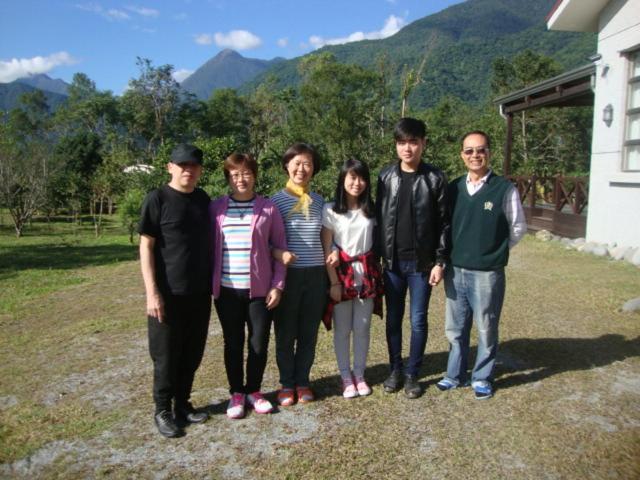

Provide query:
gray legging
left=332, top=297, right=373, bottom=380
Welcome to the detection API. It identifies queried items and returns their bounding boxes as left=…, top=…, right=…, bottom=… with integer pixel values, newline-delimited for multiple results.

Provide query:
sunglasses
left=462, top=147, right=489, bottom=156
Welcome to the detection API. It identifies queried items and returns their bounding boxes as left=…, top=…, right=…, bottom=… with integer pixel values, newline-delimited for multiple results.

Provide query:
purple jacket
left=210, top=195, right=287, bottom=299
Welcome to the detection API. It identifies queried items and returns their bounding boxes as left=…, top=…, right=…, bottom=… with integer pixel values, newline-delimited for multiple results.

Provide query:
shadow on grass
left=495, top=334, right=640, bottom=389
left=308, top=334, right=640, bottom=395
left=0, top=244, right=138, bottom=276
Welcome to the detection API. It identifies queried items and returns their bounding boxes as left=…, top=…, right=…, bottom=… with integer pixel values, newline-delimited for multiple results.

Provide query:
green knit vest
left=450, top=174, right=512, bottom=270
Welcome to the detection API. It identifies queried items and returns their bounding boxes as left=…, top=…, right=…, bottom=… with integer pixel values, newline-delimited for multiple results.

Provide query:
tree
left=120, top=57, right=183, bottom=156
left=204, top=88, right=250, bottom=145
left=292, top=53, right=389, bottom=167
left=0, top=120, right=51, bottom=237
left=490, top=50, right=591, bottom=176
left=55, top=73, right=119, bottom=136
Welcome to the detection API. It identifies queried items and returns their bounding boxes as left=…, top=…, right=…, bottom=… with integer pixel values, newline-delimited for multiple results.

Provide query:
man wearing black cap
left=138, top=144, right=212, bottom=438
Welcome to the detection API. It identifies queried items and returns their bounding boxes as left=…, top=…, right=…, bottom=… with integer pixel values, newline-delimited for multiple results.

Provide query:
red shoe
left=296, top=386, right=314, bottom=404
left=277, top=388, right=296, bottom=407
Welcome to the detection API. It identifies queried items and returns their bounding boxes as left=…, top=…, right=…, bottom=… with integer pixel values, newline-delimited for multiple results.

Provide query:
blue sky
left=0, top=0, right=464, bottom=94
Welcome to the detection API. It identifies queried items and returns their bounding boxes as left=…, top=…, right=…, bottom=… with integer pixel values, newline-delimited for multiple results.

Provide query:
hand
left=329, top=284, right=342, bottom=302
left=265, top=288, right=282, bottom=310
left=146, top=291, right=165, bottom=322
left=326, top=251, right=339, bottom=268
left=281, top=251, right=298, bottom=266
left=429, top=265, right=444, bottom=287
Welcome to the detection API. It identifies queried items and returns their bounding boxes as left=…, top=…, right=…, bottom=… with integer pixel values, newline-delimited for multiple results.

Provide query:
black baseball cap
left=170, top=144, right=203, bottom=165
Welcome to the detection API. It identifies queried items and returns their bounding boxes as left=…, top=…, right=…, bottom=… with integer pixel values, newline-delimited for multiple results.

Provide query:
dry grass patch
left=0, top=234, right=639, bottom=479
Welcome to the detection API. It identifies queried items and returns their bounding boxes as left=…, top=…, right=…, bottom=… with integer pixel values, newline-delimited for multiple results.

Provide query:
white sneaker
left=247, top=392, right=274, bottom=414
left=226, top=393, right=246, bottom=419
left=342, top=378, right=359, bottom=399
left=354, top=376, right=372, bottom=396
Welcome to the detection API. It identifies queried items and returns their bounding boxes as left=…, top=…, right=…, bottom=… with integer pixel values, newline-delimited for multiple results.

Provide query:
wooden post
left=504, top=112, right=513, bottom=176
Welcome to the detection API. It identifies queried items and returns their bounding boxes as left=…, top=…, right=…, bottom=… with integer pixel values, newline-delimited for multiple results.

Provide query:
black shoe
left=404, top=375, right=422, bottom=399
left=154, top=410, right=183, bottom=438
left=383, top=370, right=403, bottom=393
left=175, top=403, right=209, bottom=424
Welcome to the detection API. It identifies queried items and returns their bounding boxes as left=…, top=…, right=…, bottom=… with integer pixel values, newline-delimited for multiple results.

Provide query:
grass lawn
left=0, top=215, right=638, bottom=479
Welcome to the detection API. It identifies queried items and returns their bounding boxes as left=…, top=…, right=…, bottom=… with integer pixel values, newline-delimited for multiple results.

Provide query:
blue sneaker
left=436, top=378, right=470, bottom=391
left=436, top=378, right=459, bottom=391
left=472, top=382, right=493, bottom=400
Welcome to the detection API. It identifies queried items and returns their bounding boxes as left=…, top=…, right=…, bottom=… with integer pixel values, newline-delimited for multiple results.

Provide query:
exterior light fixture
left=603, top=103, right=613, bottom=127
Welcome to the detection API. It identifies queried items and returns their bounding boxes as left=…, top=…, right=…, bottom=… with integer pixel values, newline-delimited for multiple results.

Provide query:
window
left=624, top=49, right=640, bottom=171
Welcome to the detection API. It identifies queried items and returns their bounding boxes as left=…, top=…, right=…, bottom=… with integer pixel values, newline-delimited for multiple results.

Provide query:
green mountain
left=0, top=79, right=68, bottom=112
left=241, top=0, right=596, bottom=108
left=181, top=49, right=285, bottom=100
left=15, top=74, right=70, bottom=96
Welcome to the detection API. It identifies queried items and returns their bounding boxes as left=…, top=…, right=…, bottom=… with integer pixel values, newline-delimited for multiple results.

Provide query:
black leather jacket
left=375, top=161, right=450, bottom=271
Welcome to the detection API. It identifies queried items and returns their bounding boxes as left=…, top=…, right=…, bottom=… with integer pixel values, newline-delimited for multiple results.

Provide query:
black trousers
left=148, top=292, right=211, bottom=413
left=214, top=287, right=272, bottom=394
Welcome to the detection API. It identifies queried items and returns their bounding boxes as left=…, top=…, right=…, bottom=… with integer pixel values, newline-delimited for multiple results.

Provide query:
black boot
left=154, top=410, right=183, bottom=438
left=404, top=375, right=422, bottom=399
left=175, top=402, right=209, bottom=424
left=383, top=370, right=404, bottom=393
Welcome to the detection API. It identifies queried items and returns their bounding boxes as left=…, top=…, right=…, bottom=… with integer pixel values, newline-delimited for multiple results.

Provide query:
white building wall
left=587, top=0, right=640, bottom=247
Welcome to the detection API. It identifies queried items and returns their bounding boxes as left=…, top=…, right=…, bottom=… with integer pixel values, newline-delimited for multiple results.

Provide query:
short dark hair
left=460, top=130, right=491, bottom=149
left=394, top=117, right=426, bottom=141
left=223, top=153, right=258, bottom=181
left=281, top=142, right=320, bottom=176
left=332, top=158, right=374, bottom=218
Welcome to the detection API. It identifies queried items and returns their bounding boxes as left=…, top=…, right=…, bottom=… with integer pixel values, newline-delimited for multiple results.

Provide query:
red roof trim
left=545, top=0, right=566, bottom=21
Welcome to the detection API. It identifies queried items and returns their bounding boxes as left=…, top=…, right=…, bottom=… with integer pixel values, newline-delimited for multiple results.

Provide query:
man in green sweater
left=436, top=130, right=526, bottom=399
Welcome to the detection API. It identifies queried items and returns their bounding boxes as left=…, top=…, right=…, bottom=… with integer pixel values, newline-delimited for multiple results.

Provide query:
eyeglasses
left=291, top=161, right=313, bottom=169
left=462, top=147, right=489, bottom=156
left=230, top=171, right=253, bottom=181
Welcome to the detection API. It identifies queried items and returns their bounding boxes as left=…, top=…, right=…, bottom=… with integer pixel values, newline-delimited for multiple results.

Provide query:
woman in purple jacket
left=210, top=153, right=288, bottom=419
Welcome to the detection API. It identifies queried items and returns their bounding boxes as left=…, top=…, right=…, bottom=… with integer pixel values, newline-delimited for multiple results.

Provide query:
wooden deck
left=508, top=175, right=588, bottom=239
left=523, top=205, right=586, bottom=238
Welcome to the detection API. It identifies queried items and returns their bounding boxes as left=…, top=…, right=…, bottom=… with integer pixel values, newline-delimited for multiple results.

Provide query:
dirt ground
left=1, top=237, right=639, bottom=479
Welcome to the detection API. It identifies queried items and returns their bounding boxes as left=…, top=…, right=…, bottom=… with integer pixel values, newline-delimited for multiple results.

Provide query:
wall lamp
left=603, top=104, right=613, bottom=127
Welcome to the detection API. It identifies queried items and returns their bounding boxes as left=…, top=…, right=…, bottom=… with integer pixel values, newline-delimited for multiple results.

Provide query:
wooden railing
left=506, top=175, right=588, bottom=214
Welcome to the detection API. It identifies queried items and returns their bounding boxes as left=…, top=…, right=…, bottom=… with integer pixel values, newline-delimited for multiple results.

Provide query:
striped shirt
left=221, top=198, right=254, bottom=289
left=271, top=189, right=325, bottom=268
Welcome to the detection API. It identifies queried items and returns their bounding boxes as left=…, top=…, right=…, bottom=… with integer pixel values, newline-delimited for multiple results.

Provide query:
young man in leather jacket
left=375, top=117, right=450, bottom=399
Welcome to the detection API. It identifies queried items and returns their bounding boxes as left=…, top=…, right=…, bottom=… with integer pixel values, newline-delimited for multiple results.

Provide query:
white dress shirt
left=465, top=170, right=527, bottom=248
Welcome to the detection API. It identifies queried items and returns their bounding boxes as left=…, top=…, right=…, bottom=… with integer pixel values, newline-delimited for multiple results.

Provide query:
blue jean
left=384, top=260, right=432, bottom=377
left=444, top=266, right=505, bottom=385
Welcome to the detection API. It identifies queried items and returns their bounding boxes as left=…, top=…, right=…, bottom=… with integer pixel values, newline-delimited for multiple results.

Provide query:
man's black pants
left=148, top=292, right=211, bottom=413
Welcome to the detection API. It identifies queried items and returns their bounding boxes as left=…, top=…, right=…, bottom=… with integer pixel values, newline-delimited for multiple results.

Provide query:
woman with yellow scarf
left=271, top=143, right=328, bottom=407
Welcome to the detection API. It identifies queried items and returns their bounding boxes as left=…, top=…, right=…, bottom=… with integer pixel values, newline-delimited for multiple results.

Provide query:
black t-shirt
left=138, top=185, right=211, bottom=295
left=395, top=170, right=416, bottom=261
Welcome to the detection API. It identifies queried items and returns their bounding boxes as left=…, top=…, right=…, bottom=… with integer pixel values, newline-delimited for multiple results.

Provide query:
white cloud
left=75, top=3, right=130, bottom=21
left=277, top=37, right=289, bottom=48
left=213, top=30, right=262, bottom=50
left=125, top=5, right=160, bottom=17
left=106, top=8, right=130, bottom=20
left=195, top=30, right=262, bottom=50
left=0, top=51, right=79, bottom=83
left=309, top=15, right=405, bottom=49
left=173, top=69, right=193, bottom=83
left=194, top=33, right=214, bottom=45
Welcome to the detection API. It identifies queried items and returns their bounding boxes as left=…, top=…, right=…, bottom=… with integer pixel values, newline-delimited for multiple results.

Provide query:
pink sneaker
left=354, top=376, right=372, bottom=396
left=342, top=378, right=358, bottom=399
left=226, top=393, right=246, bottom=419
left=247, top=392, right=274, bottom=414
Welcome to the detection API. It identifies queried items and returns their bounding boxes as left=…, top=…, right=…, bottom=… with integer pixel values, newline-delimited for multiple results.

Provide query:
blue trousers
left=443, top=266, right=505, bottom=385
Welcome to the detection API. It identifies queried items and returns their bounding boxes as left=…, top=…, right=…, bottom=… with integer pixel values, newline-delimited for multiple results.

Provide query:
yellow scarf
left=285, top=179, right=312, bottom=219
